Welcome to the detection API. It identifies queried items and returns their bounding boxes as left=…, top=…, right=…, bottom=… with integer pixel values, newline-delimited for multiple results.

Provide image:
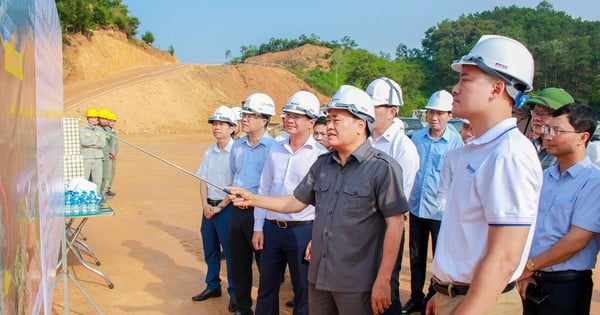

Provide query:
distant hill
left=245, top=44, right=332, bottom=72
left=63, top=31, right=329, bottom=134
left=63, top=30, right=177, bottom=84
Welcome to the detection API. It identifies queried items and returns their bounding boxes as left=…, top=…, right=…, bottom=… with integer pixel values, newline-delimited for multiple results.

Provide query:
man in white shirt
left=253, top=91, right=327, bottom=315
left=426, top=35, right=543, bottom=315
left=366, top=77, right=419, bottom=314
left=193, top=106, right=238, bottom=312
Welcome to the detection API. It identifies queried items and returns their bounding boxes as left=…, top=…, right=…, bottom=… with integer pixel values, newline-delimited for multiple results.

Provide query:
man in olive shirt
left=228, top=85, right=408, bottom=315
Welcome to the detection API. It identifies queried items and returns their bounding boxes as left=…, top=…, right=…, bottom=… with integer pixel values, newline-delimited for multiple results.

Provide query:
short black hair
left=553, top=103, right=597, bottom=145
left=315, top=116, right=327, bottom=126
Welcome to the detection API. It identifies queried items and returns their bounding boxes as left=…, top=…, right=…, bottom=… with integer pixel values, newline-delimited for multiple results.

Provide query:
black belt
left=267, top=219, right=313, bottom=229
left=207, top=198, right=222, bottom=206
left=534, top=270, right=592, bottom=282
left=431, top=277, right=515, bottom=298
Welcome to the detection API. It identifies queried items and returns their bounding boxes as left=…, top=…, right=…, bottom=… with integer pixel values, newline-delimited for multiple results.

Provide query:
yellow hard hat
left=98, top=109, right=112, bottom=119
left=86, top=108, right=99, bottom=117
left=109, top=112, right=117, bottom=121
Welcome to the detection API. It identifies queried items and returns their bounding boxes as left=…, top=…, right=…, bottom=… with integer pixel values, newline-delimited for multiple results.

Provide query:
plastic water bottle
left=65, top=191, right=74, bottom=214
left=87, top=190, right=98, bottom=213
left=72, top=191, right=81, bottom=214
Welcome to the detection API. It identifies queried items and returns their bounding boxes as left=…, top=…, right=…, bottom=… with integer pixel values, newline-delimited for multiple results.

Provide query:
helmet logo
left=495, top=63, right=508, bottom=70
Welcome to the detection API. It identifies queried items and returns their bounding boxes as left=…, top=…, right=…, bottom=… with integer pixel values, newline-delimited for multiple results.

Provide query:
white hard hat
left=326, top=85, right=375, bottom=123
left=451, top=35, right=534, bottom=93
left=241, top=93, right=276, bottom=117
left=425, top=90, right=453, bottom=112
left=231, top=106, right=243, bottom=121
left=282, top=91, right=320, bottom=119
left=366, top=77, right=404, bottom=107
left=208, top=105, right=237, bottom=126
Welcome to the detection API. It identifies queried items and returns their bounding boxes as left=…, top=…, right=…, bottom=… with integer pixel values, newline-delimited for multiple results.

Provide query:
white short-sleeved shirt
left=253, top=136, right=327, bottom=231
left=432, top=118, right=542, bottom=283
left=196, top=139, right=234, bottom=200
left=370, top=118, right=420, bottom=199
left=436, top=147, right=462, bottom=214
left=587, top=142, right=600, bottom=167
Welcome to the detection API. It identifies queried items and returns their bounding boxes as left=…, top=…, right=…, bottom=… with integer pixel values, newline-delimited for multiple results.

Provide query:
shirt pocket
left=254, top=160, right=266, bottom=173
left=544, top=200, right=574, bottom=234
left=342, top=184, right=374, bottom=218
left=314, top=181, right=331, bottom=206
left=432, top=153, right=444, bottom=172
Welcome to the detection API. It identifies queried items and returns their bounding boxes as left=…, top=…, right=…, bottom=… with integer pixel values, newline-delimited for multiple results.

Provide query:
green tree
left=340, top=36, right=357, bottom=49
left=167, top=45, right=175, bottom=56
left=141, top=31, right=155, bottom=45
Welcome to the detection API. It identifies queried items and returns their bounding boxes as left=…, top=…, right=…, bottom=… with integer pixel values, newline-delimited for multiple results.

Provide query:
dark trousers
left=382, top=229, right=405, bottom=315
left=308, top=283, right=372, bottom=315
left=408, top=213, right=441, bottom=302
left=201, top=204, right=235, bottom=297
left=256, top=221, right=311, bottom=315
left=523, top=274, right=593, bottom=315
left=230, top=206, right=261, bottom=314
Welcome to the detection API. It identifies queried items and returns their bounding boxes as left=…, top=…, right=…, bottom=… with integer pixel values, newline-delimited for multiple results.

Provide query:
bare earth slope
left=245, top=44, right=332, bottom=71
left=63, top=32, right=329, bottom=134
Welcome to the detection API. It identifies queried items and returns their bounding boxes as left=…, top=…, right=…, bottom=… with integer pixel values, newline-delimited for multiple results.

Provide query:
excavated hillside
left=63, top=30, right=330, bottom=134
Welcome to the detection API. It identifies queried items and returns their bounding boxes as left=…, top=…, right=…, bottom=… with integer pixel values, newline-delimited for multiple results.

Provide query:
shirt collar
left=330, top=140, right=372, bottom=165
left=282, top=135, right=319, bottom=152
left=466, top=118, right=517, bottom=146
left=548, top=156, right=594, bottom=180
left=242, top=132, right=272, bottom=147
left=371, top=119, right=403, bottom=143
left=211, top=138, right=234, bottom=153
left=421, top=125, right=454, bottom=142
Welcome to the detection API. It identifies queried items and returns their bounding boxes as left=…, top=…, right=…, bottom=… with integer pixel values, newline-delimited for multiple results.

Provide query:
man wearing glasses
left=229, top=93, right=276, bottom=315
left=518, top=103, right=600, bottom=315
left=526, top=88, right=575, bottom=169
left=252, top=91, right=327, bottom=315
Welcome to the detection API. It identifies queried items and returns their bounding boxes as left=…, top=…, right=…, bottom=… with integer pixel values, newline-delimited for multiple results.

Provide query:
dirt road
left=51, top=134, right=303, bottom=314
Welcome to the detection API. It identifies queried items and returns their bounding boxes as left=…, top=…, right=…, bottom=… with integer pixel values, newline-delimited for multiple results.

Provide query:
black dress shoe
left=285, top=300, right=294, bottom=308
left=192, top=288, right=222, bottom=301
left=401, top=298, right=423, bottom=314
left=228, top=297, right=238, bottom=312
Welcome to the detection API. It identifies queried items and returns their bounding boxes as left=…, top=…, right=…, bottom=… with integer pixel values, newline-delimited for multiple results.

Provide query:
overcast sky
left=125, top=0, right=599, bottom=64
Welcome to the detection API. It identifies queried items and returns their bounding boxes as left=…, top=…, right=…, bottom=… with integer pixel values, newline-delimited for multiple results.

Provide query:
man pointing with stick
left=227, top=85, right=408, bottom=315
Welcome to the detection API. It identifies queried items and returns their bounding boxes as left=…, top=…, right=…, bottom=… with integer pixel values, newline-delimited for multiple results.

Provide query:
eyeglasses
left=241, top=113, right=261, bottom=120
left=530, top=110, right=553, bottom=118
left=541, top=125, right=580, bottom=136
left=283, top=113, right=309, bottom=121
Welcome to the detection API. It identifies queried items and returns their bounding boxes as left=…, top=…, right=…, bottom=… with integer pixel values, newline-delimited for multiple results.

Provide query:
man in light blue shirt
left=404, top=90, right=463, bottom=314
left=518, top=103, right=600, bottom=315
left=229, top=93, right=276, bottom=315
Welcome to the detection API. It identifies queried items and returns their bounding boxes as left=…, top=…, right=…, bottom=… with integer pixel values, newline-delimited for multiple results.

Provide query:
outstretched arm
left=226, top=186, right=308, bottom=213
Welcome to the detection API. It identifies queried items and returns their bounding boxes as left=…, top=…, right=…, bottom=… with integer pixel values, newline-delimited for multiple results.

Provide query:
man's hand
left=226, top=186, right=256, bottom=208
left=203, top=205, right=215, bottom=219
left=425, top=294, right=436, bottom=315
left=252, top=231, right=264, bottom=250
left=304, top=240, right=311, bottom=261
left=517, top=277, right=536, bottom=300
left=371, top=276, right=391, bottom=315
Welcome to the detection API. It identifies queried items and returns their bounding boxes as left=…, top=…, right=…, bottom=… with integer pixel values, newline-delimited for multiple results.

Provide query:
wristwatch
left=526, top=258, right=536, bottom=272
